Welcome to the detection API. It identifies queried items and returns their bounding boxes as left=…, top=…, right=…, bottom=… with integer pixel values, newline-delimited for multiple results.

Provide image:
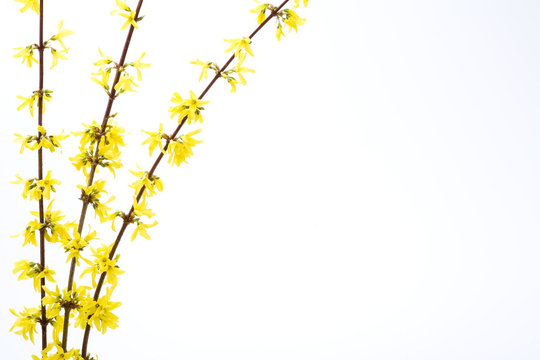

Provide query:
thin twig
left=61, top=0, right=145, bottom=351
left=80, top=1, right=290, bottom=357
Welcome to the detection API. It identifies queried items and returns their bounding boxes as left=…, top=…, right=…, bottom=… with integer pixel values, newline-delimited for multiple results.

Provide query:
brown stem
left=61, top=0, right=145, bottom=351
left=80, top=1, right=289, bottom=357
left=37, top=0, right=48, bottom=351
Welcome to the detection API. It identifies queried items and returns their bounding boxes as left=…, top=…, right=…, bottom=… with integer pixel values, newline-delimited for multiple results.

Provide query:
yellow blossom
left=81, top=244, right=124, bottom=288
left=49, top=20, right=74, bottom=50
left=36, top=171, right=61, bottom=199
left=10, top=307, right=41, bottom=343
left=129, top=168, right=164, bottom=198
left=78, top=180, right=115, bottom=222
left=276, top=23, right=285, bottom=41
left=141, top=123, right=166, bottom=156
left=79, top=287, right=121, bottom=334
left=224, top=37, right=255, bottom=57
left=15, top=0, right=40, bottom=14
left=94, top=48, right=113, bottom=69
left=169, top=91, right=210, bottom=124
left=112, top=0, right=139, bottom=31
left=167, top=129, right=203, bottom=167
left=62, top=230, right=97, bottom=266
left=190, top=59, right=214, bottom=81
left=16, top=95, right=37, bottom=117
left=50, top=48, right=68, bottom=69
left=101, top=122, right=126, bottom=152
left=282, top=8, right=306, bottom=34
left=16, top=90, right=52, bottom=117
left=41, top=342, right=79, bottom=360
left=32, top=266, right=56, bottom=292
left=130, top=52, right=151, bottom=81
left=133, top=197, right=155, bottom=218
left=12, top=171, right=61, bottom=200
left=234, top=52, right=255, bottom=85
left=12, top=219, right=42, bottom=247
left=14, top=46, right=38, bottom=67
left=92, top=69, right=111, bottom=91
left=13, top=133, right=38, bottom=153
left=13, top=260, right=41, bottom=281
left=114, top=73, right=138, bottom=93
left=131, top=220, right=157, bottom=241
left=250, top=2, right=271, bottom=25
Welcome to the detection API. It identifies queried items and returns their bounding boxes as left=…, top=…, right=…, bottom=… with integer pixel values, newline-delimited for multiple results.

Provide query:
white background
left=1, top=0, right=540, bottom=359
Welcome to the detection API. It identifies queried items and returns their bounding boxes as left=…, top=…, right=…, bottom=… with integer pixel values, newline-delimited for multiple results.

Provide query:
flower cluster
left=70, top=121, right=126, bottom=179
left=81, top=244, right=125, bottom=288
left=91, top=49, right=149, bottom=96
left=75, top=286, right=121, bottom=334
left=250, top=0, right=308, bottom=40
left=111, top=0, right=143, bottom=30
left=13, top=201, right=75, bottom=247
left=17, top=90, right=52, bottom=117
left=12, top=171, right=61, bottom=201
left=13, top=126, right=68, bottom=154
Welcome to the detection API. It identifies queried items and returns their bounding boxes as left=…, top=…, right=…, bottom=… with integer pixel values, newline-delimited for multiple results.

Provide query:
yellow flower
left=41, top=342, right=78, bottom=360
left=32, top=266, right=56, bottom=292
left=12, top=175, right=41, bottom=200
left=250, top=2, right=270, bottom=25
left=50, top=48, right=68, bottom=69
left=222, top=75, right=239, bottom=93
left=101, top=122, right=126, bottom=152
left=22, top=201, right=76, bottom=244
left=14, top=0, right=40, bottom=14
left=111, top=1, right=139, bottom=31
left=12, top=219, right=42, bottom=247
left=133, top=197, right=155, bottom=218
left=63, top=230, right=97, bottom=266
left=131, top=220, right=157, bottom=241
left=47, top=131, right=69, bottom=152
left=129, top=168, right=164, bottom=198
left=14, top=46, right=38, bottom=67
left=13, top=133, right=38, bottom=153
left=167, top=129, right=203, bottom=167
left=169, top=91, right=210, bottom=124
left=9, top=307, right=41, bottom=343
left=224, top=37, right=255, bottom=57
left=16, top=95, right=37, bottom=117
left=14, top=170, right=62, bottom=201
left=16, top=90, right=52, bottom=117
left=78, top=180, right=115, bottom=223
left=130, top=52, right=151, bottom=81
left=80, top=286, right=121, bottom=334
left=69, top=147, right=93, bottom=178
left=284, top=9, right=305, bottom=32
left=94, top=48, right=113, bottom=69
left=49, top=20, right=74, bottom=51
left=13, top=260, right=41, bottom=281
left=114, top=73, right=138, bottom=93
left=222, top=52, right=256, bottom=92
left=234, top=52, right=256, bottom=85
left=91, top=69, right=111, bottom=91
left=190, top=59, right=214, bottom=81
left=81, top=244, right=124, bottom=288
left=141, top=123, right=166, bottom=156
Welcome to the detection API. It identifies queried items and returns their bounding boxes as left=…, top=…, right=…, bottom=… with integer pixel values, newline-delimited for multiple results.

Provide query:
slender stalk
left=80, top=1, right=290, bottom=357
left=37, top=0, right=48, bottom=351
left=61, top=0, right=145, bottom=351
